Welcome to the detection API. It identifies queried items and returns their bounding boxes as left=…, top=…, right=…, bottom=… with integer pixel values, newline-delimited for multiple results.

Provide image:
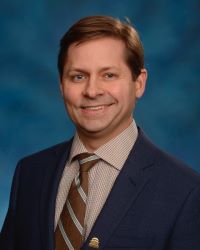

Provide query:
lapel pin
left=89, top=237, right=100, bottom=249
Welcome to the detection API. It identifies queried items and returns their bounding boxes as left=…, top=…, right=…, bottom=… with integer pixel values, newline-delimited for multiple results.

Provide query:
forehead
left=65, top=37, right=127, bottom=68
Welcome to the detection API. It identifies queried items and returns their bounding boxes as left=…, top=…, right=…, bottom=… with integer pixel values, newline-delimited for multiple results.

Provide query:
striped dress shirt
left=55, top=119, right=138, bottom=239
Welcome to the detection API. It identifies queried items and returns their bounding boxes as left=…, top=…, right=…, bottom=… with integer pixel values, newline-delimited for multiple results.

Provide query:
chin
left=82, top=126, right=106, bottom=134
left=78, top=123, right=111, bottom=135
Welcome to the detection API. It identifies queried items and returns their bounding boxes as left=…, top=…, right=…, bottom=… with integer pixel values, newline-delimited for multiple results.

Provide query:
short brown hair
left=58, top=15, right=144, bottom=79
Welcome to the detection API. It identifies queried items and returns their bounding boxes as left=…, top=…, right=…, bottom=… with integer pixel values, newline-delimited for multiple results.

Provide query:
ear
left=135, top=68, right=147, bottom=98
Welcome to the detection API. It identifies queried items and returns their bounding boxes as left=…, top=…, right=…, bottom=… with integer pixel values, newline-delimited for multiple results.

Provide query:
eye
left=71, top=74, right=86, bottom=82
left=104, top=72, right=117, bottom=80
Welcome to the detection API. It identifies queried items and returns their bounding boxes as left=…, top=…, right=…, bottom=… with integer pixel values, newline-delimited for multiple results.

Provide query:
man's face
left=60, top=37, right=147, bottom=146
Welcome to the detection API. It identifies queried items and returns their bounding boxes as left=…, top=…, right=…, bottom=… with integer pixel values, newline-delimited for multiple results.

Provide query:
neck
left=78, top=134, right=109, bottom=152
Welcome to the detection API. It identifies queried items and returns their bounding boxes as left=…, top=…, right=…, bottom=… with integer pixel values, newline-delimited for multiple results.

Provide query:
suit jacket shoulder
left=18, top=139, right=72, bottom=167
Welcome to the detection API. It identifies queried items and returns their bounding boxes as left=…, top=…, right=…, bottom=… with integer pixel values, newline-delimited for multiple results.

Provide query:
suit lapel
left=39, top=140, right=73, bottom=250
left=83, top=130, right=156, bottom=249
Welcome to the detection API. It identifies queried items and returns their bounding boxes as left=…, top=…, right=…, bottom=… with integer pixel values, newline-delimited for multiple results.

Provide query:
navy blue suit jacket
left=1, top=129, right=200, bottom=250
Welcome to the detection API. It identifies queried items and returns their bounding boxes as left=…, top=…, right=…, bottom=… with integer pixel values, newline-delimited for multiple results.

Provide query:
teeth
left=83, top=106, right=104, bottom=110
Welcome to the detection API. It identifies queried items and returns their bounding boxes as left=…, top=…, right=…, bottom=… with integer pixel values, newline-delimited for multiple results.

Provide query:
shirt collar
left=69, top=119, right=138, bottom=170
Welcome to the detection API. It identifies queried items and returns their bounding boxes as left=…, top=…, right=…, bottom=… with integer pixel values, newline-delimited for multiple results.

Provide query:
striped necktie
left=55, top=153, right=100, bottom=250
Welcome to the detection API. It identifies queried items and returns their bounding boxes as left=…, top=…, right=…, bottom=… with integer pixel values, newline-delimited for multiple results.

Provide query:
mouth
left=80, top=104, right=113, bottom=112
left=82, top=105, right=105, bottom=111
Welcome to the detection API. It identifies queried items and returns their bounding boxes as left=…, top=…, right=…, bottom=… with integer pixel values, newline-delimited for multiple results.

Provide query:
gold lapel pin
left=89, top=237, right=100, bottom=249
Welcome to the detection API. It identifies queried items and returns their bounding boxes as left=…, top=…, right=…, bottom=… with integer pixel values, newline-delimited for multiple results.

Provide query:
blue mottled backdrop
left=0, top=0, right=199, bottom=229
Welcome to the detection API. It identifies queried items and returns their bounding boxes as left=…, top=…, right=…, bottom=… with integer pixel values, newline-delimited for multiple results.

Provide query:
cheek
left=111, top=85, right=135, bottom=104
left=107, top=84, right=125, bottom=100
left=120, top=88, right=136, bottom=110
left=63, top=87, right=79, bottom=106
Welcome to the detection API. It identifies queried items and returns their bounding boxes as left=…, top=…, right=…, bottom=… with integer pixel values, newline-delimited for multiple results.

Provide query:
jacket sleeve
left=167, top=184, right=200, bottom=249
left=0, top=161, right=21, bottom=250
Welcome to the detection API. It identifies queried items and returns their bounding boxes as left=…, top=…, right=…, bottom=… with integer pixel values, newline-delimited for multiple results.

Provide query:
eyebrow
left=65, top=68, right=88, bottom=74
left=65, top=66, right=119, bottom=74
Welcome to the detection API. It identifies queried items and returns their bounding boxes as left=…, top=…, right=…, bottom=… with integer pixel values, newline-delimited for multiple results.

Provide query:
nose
left=82, top=77, right=104, bottom=98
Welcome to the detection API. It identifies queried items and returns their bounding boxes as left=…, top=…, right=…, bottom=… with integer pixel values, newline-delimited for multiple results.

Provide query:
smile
left=82, top=105, right=105, bottom=111
left=80, top=104, right=113, bottom=113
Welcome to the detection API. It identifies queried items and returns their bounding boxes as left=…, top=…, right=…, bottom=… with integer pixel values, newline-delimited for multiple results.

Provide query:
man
left=0, top=15, right=200, bottom=250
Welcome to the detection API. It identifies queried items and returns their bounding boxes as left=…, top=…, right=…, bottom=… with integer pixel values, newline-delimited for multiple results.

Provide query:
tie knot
left=77, top=153, right=100, bottom=172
